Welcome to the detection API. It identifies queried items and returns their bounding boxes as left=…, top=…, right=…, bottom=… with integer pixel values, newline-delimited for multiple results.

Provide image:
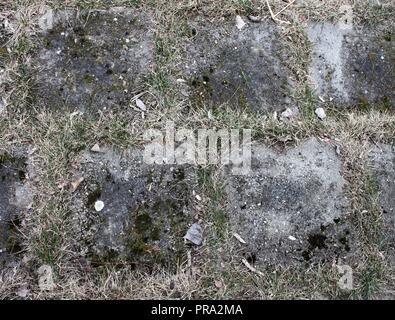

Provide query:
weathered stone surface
left=368, top=143, right=395, bottom=263
left=71, top=147, right=198, bottom=268
left=308, top=23, right=394, bottom=108
left=34, top=8, right=154, bottom=113
left=183, top=18, right=294, bottom=113
left=226, top=138, right=352, bottom=266
left=0, top=153, right=30, bottom=268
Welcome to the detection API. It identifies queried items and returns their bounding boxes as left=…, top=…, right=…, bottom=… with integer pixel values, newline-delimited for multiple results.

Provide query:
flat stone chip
left=308, top=23, right=394, bottom=108
left=34, top=8, right=154, bottom=113
left=226, top=138, right=352, bottom=266
left=368, top=143, right=395, bottom=264
left=71, top=147, right=197, bottom=268
left=0, top=154, right=30, bottom=268
left=183, top=19, right=294, bottom=113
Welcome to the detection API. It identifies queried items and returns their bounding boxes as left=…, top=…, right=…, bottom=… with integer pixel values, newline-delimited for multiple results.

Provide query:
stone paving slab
left=368, top=143, right=395, bottom=264
left=226, top=138, right=352, bottom=266
left=34, top=8, right=154, bottom=113
left=71, top=147, right=198, bottom=268
left=308, top=23, right=394, bottom=108
left=183, top=18, right=295, bottom=113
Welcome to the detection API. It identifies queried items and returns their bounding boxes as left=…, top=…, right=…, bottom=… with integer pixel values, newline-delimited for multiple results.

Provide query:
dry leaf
left=315, top=107, right=326, bottom=120
left=241, top=258, right=264, bottom=276
left=235, top=15, right=246, bottom=30
left=233, top=232, right=247, bottom=244
left=91, top=143, right=101, bottom=152
left=69, top=177, right=84, bottom=193
left=184, top=223, right=203, bottom=245
left=136, top=98, right=147, bottom=111
left=214, top=280, right=222, bottom=289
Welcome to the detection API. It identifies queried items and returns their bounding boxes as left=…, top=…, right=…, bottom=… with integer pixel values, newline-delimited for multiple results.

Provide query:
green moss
left=82, top=73, right=95, bottom=83
left=134, top=211, right=152, bottom=234
left=145, top=169, right=154, bottom=184
left=121, top=207, right=172, bottom=266
left=383, top=29, right=392, bottom=42
left=356, top=95, right=393, bottom=112
left=189, top=74, right=214, bottom=107
left=0, top=153, right=12, bottom=166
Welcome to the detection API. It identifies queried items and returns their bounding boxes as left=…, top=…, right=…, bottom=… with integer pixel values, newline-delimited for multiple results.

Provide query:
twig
left=274, top=0, right=296, bottom=18
left=242, top=259, right=265, bottom=277
left=265, top=0, right=292, bottom=24
left=187, top=250, right=193, bottom=277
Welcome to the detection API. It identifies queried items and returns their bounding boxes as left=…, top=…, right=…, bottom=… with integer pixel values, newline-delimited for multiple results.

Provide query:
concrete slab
left=226, top=138, right=352, bottom=266
left=71, top=147, right=198, bottom=268
left=34, top=8, right=154, bottom=113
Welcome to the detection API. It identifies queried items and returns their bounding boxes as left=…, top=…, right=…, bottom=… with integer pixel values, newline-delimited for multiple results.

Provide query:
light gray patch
left=307, top=23, right=350, bottom=101
left=343, top=27, right=394, bottom=108
left=368, top=143, right=395, bottom=264
left=37, top=8, right=73, bottom=32
left=227, top=138, right=352, bottom=266
left=183, top=19, right=294, bottom=113
left=308, top=23, right=394, bottom=107
left=0, top=99, right=5, bottom=116
left=71, top=147, right=198, bottom=269
left=34, top=9, right=154, bottom=114
left=184, top=223, right=203, bottom=245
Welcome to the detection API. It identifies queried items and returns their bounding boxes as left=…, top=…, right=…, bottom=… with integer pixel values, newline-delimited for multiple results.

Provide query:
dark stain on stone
left=185, top=21, right=294, bottom=113
left=307, top=233, right=327, bottom=250
left=0, top=154, right=28, bottom=268
left=345, top=28, right=395, bottom=108
left=35, top=9, right=153, bottom=114
left=73, top=152, right=197, bottom=270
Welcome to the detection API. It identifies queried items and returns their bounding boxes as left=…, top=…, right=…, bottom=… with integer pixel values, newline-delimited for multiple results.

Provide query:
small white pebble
left=235, top=15, right=246, bottom=30
left=94, top=200, right=104, bottom=212
left=315, top=107, right=326, bottom=120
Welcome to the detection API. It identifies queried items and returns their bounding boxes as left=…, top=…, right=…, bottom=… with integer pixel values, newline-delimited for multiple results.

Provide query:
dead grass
left=0, top=0, right=394, bottom=299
